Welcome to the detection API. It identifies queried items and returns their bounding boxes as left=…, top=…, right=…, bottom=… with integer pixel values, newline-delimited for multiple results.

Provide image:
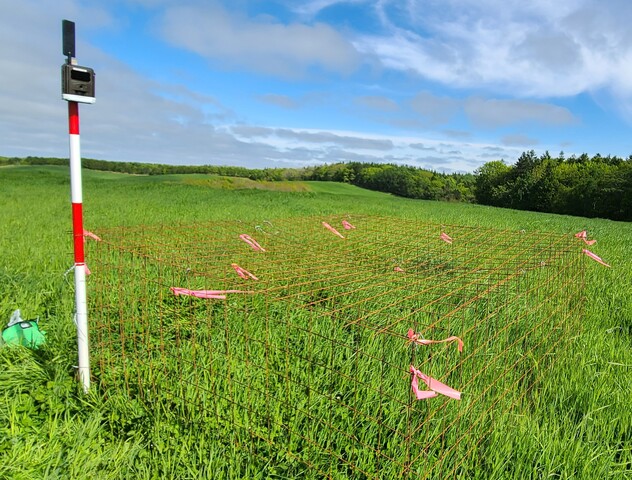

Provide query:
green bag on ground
left=1, top=310, right=46, bottom=349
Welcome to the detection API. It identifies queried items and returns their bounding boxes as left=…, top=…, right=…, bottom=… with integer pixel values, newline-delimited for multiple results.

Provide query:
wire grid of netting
left=89, top=215, right=584, bottom=478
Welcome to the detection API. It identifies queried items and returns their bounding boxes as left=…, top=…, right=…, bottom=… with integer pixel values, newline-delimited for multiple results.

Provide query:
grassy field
left=0, top=165, right=630, bottom=479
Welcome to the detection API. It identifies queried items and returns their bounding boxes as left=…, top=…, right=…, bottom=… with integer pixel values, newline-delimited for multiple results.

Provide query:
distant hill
left=3, top=152, right=631, bottom=220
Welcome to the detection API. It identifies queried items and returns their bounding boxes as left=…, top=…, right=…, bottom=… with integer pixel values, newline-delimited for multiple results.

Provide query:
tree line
left=475, top=151, right=632, bottom=221
left=2, top=152, right=630, bottom=221
left=1, top=156, right=475, bottom=202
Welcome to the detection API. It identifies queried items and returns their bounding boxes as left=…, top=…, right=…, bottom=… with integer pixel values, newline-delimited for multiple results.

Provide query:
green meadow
left=0, top=165, right=630, bottom=479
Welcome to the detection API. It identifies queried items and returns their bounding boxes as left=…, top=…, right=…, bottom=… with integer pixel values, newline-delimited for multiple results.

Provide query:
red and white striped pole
left=68, top=100, right=91, bottom=392
left=63, top=20, right=95, bottom=393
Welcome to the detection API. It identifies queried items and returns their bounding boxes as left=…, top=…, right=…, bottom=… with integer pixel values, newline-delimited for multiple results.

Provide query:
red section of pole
left=72, top=202, right=85, bottom=263
left=69, top=101, right=79, bottom=134
left=69, top=101, right=84, bottom=264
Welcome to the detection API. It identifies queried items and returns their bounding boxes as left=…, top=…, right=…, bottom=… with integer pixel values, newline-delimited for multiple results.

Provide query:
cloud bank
left=352, top=0, right=632, bottom=103
left=159, top=4, right=360, bottom=78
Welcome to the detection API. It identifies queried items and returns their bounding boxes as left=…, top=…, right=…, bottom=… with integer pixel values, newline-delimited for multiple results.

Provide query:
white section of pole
left=69, top=134, right=83, bottom=203
left=74, top=264, right=91, bottom=392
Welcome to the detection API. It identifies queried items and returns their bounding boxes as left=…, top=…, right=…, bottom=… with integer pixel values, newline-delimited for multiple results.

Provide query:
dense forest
left=2, top=152, right=630, bottom=221
left=475, top=151, right=632, bottom=221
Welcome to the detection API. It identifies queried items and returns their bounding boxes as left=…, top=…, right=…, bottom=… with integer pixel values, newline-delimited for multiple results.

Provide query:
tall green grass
left=0, top=165, right=630, bottom=478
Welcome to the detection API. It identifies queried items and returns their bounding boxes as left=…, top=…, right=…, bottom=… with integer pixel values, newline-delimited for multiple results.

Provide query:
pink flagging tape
left=170, top=287, right=250, bottom=300
left=231, top=263, right=259, bottom=281
left=84, top=264, right=91, bottom=276
left=575, top=230, right=597, bottom=245
left=407, top=329, right=464, bottom=352
left=322, top=222, right=345, bottom=239
left=83, top=229, right=102, bottom=242
left=410, top=366, right=461, bottom=400
left=394, top=266, right=405, bottom=273
left=582, top=249, right=611, bottom=267
left=440, top=232, right=453, bottom=244
left=239, top=234, right=266, bottom=252
left=342, top=220, right=356, bottom=230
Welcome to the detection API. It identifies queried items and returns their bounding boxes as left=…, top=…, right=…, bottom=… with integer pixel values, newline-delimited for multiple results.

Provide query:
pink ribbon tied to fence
left=83, top=229, right=102, bottom=243
left=407, top=329, right=464, bottom=353
left=239, top=234, right=266, bottom=252
left=170, top=287, right=250, bottom=300
left=574, top=230, right=596, bottom=246
left=409, top=366, right=461, bottom=400
left=440, top=232, right=453, bottom=244
left=322, top=222, right=345, bottom=239
left=582, top=249, right=611, bottom=268
left=342, top=220, right=356, bottom=230
left=231, top=263, right=258, bottom=281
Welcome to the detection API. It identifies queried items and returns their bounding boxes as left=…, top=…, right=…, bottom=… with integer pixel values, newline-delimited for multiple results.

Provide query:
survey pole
left=62, top=19, right=96, bottom=392
left=68, top=101, right=90, bottom=392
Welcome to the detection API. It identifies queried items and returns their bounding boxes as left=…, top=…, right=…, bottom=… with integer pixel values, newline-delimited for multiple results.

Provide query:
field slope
left=0, top=166, right=630, bottom=479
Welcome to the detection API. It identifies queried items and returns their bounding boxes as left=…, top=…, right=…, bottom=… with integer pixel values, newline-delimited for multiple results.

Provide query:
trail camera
left=61, top=20, right=95, bottom=104
left=62, top=64, right=96, bottom=104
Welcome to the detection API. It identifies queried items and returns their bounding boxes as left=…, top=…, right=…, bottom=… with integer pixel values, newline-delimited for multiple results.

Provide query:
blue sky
left=1, top=0, right=632, bottom=172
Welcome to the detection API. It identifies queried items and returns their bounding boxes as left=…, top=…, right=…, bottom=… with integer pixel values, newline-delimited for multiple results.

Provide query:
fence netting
left=89, top=215, right=584, bottom=478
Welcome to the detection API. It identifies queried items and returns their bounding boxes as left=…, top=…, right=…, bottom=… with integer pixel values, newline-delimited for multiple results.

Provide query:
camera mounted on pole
left=61, top=19, right=96, bottom=104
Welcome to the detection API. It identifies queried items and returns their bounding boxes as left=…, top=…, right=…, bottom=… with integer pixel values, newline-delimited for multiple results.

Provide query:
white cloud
left=354, top=95, right=399, bottom=111
left=159, top=4, right=360, bottom=78
left=354, top=0, right=632, bottom=101
left=501, top=134, right=540, bottom=147
left=258, top=94, right=299, bottom=109
left=514, top=30, right=582, bottom=73
left=402, top=91, right=576, bottom=128
left=443, top=130, right=471, bottom=140
left=232, top=125, right=395, bottom=150
left=278, top=129, right=395, bottom=150
left=464, top=98, right=577, bottom=128
left=410, top=91, right=459, bottom=125
left=289, top=0, right=370, bottom=17
left=228, top=123, right=534, bottom=171
left=409, top=143, right=437, bottom=151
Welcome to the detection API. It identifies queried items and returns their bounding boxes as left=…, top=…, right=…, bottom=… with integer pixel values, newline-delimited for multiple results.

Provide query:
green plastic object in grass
left=1, top=309, right=46, bottom=349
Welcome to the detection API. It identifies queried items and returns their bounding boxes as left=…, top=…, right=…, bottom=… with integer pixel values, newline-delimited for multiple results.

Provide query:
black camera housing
left=62, top=64, right=95, bottom=104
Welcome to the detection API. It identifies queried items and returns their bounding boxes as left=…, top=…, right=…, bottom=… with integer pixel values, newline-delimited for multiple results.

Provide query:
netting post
left=62, top=19, right=96, bottom=393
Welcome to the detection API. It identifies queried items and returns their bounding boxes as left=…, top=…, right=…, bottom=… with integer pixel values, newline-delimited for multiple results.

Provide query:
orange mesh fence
left=89, top=215, right=584, bottom=478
